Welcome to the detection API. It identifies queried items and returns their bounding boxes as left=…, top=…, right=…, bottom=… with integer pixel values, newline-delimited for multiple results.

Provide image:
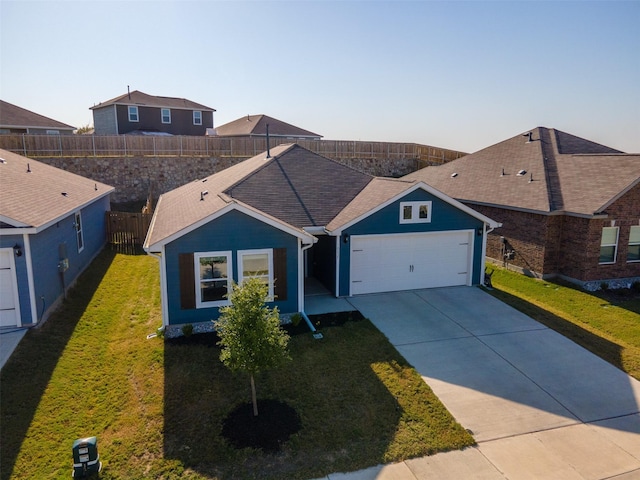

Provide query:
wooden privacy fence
left=0, top=134, right=466, bottom=165
left=106, top=212, right=152, bottom=246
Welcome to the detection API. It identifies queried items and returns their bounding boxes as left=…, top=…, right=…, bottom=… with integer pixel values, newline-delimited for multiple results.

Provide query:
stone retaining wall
left=37, top=155, right=422, bottom=204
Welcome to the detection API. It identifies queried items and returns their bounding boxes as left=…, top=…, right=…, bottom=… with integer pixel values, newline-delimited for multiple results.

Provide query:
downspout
left=298, top=240, right=317, bottom=333
left=23, top=233, right=37, bottom=325
left=480, top=223, right=498, bottom=286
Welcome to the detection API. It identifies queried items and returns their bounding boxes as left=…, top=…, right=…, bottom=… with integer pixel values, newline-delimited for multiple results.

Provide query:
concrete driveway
left=315, top=286, right=640, bottom=480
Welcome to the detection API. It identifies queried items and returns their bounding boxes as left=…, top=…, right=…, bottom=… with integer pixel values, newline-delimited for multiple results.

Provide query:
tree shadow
left=162, top=314, right=466, bottom=479
left=0, top=248, right=116, bottom=480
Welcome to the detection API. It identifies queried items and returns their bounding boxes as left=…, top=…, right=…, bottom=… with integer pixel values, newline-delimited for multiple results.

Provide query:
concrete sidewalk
left=309, top=286, right=640, bottom=480
left=0, top=327, right=28, bottom=370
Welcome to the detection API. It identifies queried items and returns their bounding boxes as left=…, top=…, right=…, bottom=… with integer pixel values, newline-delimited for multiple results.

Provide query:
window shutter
left=179, top=253, right=196, bottom=310
left=273, top=248, right=287, bottom=301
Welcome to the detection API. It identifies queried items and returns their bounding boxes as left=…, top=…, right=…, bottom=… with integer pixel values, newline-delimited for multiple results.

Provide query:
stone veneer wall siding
left=34, top=155, right=421, bottom=204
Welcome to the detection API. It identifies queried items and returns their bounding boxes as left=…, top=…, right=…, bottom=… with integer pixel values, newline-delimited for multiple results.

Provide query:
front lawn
left=1, top=249, right=473, bottom=480
left=488, top=266, right=640, bottom=380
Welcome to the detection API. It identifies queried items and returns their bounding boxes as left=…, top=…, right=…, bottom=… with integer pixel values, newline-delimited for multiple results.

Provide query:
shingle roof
left=214, top=114, right=321, bottom=138
left=90, top=90, right=215, bottom=112
left=0, top=100, right=75, bottom=131
left=404, top=127, right=639, bottom=217
left=0, top=149, right=114, bottom=229
left=144, top=144, right=371, bottom=248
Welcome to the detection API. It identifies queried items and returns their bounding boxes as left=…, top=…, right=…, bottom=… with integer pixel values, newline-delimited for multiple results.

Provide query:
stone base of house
left=486, top=257, right=640, bottom=292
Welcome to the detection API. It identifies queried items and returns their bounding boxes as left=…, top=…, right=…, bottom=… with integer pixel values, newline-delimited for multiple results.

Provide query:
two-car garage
left=349, top=230, right=475, bottom=295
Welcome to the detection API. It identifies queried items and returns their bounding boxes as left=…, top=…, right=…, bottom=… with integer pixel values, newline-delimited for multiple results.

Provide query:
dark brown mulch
left=221, top=400, right=301, bottom=452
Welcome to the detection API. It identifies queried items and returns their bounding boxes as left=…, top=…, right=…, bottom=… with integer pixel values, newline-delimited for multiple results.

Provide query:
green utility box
left=72, top=436, right=101, bottom=478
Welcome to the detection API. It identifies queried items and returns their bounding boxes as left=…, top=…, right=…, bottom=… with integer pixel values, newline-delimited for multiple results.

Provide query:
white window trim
left=399, top=201, right=432, bottom=224
left=599, top=226, right=619, bottom=265
left=193, top=110, right=202, bottom=125
left=128, top=105, right=139, bottom=122
left=194, top=251, right=232, bottom=308
left=238, top=248, right=274, bottom=300
left=628, top=226, right=640, bottom=263
left=161, top=108, right=171, bottom=124
left=74, top=211, right=84, bottom=253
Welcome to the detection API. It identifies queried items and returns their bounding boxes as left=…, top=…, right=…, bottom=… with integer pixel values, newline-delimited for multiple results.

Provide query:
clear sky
left=1, top=0, right=639, bottom=153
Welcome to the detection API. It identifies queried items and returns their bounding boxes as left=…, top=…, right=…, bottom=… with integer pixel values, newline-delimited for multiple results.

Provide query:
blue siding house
left=0, top=149, right=114, bottom=327
left=144, top=144, right=499, bottom=329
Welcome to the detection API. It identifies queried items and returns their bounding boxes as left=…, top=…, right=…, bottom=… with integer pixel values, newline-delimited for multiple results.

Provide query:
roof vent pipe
left=27, top=163, right=31, bottom=173
left=523, top=131, right=533, bottom=143
left=128, top=85, right=131, bottom=99
left=266, top=123, right=271, bottom=159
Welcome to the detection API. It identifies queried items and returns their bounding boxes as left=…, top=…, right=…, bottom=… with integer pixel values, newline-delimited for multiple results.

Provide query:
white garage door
left=0, top=249, right=21, bottom=327
left=350, top=231, right=473, bottom=295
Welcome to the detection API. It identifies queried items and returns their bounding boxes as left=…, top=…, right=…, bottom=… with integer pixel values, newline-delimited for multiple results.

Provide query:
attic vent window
left=517, top=169, right=527, bottom=176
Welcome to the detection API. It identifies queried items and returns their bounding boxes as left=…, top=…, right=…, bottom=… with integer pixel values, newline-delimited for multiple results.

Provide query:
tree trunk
left=250, top=374, right=258, bottom=416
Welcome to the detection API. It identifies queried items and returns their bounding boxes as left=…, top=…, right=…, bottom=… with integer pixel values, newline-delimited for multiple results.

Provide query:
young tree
left=214, top=278, right=291, bottom=416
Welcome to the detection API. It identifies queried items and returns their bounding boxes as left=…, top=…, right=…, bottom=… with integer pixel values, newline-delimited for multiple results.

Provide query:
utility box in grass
left=72, top=436, right=101, bottom=478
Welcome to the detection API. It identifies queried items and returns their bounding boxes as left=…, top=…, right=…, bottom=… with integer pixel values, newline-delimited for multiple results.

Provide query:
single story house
left=0, top=100, right=75, bottom=135
left=144, top=144, right=499, bottom=328
left=212, top=114, right=322, bottom=140
left=405, top=127, right=640, bottom=289
left=0, top=149, right=114, bottom=327
left=90, top=90, right=215, bottom=136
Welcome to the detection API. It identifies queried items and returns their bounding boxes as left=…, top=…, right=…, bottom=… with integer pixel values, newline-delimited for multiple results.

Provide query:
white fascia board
left=328, top=182, right=500, bottom=235
left=145, top=201, right=317, bottom=252
left=0, top=214, right=30, bottom=228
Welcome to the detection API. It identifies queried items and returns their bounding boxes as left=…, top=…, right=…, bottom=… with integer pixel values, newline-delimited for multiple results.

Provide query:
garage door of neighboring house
left=0, top=249, right=21, bottom=327
left=349, top=231, right=473, bottom=295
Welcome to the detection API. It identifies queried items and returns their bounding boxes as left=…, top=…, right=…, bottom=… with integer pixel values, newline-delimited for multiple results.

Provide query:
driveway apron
left=343, top=286, right=640, bottom=480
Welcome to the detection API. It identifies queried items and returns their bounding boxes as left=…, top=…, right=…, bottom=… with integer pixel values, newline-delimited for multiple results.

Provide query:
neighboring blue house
left=0, top=149, right=114, bottom=327
left=144, top=144, right=500, bottom=328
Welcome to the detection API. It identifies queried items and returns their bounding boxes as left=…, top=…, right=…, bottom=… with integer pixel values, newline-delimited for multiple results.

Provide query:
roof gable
left=405, top=127, right=640, bottom=217
left=0, top=100, right=75, bottom=131
left=0, top=149, right=114, bottom=230
left=214, top=114, right=321, bottom=138
left=90, top=90, right=215, bottom=112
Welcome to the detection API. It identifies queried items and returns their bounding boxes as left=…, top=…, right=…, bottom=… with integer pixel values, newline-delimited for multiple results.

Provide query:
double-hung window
left=399, top=201, right=432, bottom=224
left=74, top=211, right=84, bottom=253
left=161, top=108, right=171, bottom=124
left=238, top=249, right=274, bottom=300
left=193, top=111, right=202, bottom=125
left=628, top=226, right=640, bottom=262
left=194, top=251, right=232, bottom=307
left=128, top=106, right=139, bottom=122
left=599, top=226, right=619, bottom=264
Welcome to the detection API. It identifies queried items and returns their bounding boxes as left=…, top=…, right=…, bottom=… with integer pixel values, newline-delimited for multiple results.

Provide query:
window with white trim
left=161, top=108, right=171, bottom=124
left=74, top=211, right=84, bottom=253
left=194, top=251, right=232, bottom=307
left=599, top=226, right=619, bottom=264
left=399, top=201, right=432, bottom=224
left=628, top=226, right=640, bottom=262
left=128, top=106, right=139, bottom=122
left=193, top=111, right=202, bottom=125
left=238, top=249, right=274, bottom=300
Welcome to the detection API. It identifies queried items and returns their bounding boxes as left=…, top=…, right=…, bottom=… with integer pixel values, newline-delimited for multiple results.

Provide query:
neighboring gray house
left=213, top=114, right=322, bottom=139
left=0, top=149, right=114, bottom=327
left=90, top=90, right=215, bottom=136
left=0, top=100, right=75, bottom=135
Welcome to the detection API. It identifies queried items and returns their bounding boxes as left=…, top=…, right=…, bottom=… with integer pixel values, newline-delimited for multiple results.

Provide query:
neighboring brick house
left=0, top=100, right=75, bottom=135
left=406, top=127, right=640, bottom=289
left=213, top=114, right=322, bottom=139
left=90, top=90, right=215, bottom=135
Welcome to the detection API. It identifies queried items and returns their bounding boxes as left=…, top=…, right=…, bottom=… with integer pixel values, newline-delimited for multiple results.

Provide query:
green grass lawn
left=488, top=266, right=640, bottom=380
left=1, top=249, right=473, bottom=480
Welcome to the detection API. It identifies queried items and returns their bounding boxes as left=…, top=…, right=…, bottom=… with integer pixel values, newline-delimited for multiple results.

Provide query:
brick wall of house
left=468, top=205, right=549, bottom=275
left=562, top=183, right=640, bottom=282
